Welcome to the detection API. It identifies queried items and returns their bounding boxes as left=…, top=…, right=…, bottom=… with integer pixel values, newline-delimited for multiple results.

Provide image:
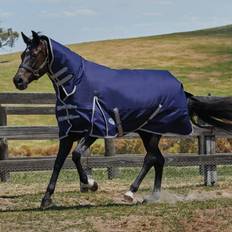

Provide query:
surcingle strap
left=113, top=108, right=123, bottom=137
left=53, top=67, right=68, bottom=79
left=58, top=115, right=80, bottom=122
left=57, top=104, right=77, bottom=111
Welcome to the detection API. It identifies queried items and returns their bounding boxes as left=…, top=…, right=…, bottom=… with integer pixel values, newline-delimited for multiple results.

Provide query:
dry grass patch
left=180, top=207, right=232, bottom=232
left=91, top=215, right=167, bottom=232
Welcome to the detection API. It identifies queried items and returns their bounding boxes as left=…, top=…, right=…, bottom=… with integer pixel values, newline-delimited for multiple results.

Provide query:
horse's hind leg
left=124, top=132, right=164, bottom=203
left=143, top=144, right=164, bottom=203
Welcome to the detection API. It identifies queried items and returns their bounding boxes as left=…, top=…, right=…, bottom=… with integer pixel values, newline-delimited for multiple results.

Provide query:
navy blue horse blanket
left=44, top=36, right=192, bottom=139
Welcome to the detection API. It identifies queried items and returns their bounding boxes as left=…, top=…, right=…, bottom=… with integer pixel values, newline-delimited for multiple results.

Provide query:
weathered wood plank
left=6, top=106, right=55, bottom=115
left=0, top=138, right=10, bottom=181
left=0, top=126, right=59, bottom=140
left=2, top=93, right=227, bottom=105
left=0, top=93, right=55, bottom=104
left=0, top=106, right=10, bottom=181
left=0, top=125, right=232, bottom=140
left=0, top=154, right=232, bottom=172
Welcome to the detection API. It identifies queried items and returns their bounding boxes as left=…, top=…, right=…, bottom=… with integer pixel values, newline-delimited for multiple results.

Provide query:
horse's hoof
left=90, top=181, right=98, bottom=192
left=80, top=178, right=98, bottom=192
left=80, top=185, right=89, bottom=193
left=142, top=192, right=160, bottom=204
left=40, top=197, right=53, bottom=209
left=124, top=191, right=134, bottom=202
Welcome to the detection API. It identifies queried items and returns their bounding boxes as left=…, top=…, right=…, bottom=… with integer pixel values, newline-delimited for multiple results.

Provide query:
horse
left=13, top=31, right=232, bottom=209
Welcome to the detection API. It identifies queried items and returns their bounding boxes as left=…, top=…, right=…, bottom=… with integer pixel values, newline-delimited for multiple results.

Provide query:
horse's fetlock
left=130, top=184, right=138, bottom=193
left=47, top=184, right=55, bottom=194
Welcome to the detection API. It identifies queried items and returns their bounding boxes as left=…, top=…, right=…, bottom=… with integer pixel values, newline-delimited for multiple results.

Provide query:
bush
left=8, top=138, right=232, bottom=157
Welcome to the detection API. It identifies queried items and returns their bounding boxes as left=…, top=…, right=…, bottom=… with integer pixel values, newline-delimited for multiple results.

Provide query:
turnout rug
left=44, top=36, right=192, bottom=139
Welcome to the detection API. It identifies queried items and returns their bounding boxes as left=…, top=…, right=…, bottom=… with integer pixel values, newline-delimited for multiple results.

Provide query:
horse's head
left=13, top=31, right=48, bottom=90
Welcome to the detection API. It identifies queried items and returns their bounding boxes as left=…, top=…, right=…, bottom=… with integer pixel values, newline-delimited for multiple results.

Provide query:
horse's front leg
left=41, top=137, right=73, bottom=209
left=72, top=136, right=98, bottom=192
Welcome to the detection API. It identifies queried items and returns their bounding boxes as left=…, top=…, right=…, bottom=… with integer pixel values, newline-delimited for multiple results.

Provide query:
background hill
left=1, top=25, right=232, bottom=156
left=1, top=24, right=232, bottom=95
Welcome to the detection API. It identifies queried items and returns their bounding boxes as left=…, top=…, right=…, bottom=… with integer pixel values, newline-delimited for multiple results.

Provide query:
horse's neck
left=46, top=40, right=83, bottom=99
left=50, top=41, right=82, bottom=72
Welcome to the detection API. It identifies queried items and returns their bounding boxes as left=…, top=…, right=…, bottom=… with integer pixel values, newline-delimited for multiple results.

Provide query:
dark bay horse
left=13, top=31, right=232, bottom=209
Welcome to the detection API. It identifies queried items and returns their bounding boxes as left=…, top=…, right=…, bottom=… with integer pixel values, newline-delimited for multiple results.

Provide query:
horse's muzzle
left=13, top=76, right=28, bottom=90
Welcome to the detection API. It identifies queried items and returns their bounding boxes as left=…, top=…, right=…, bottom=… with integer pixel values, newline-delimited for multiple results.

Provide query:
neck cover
left=44, top=36, right=192, bottom=139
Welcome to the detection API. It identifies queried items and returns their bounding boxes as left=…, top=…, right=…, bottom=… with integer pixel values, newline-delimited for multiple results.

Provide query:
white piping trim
left=95, top=97, right=108, bottom=136
left=90, top=134, right=118, bottom=139
left=59, top=134, right=69, bottom=140
left=90, top=96, right=97, bottom=136
left=62, top=85, right=77, bottom=99
left=48, top=38, right=54, bottom=74
left=138, top=128, right=163, bottom=135
left=135, top=104, right=162, bottom=131
left=138, top=128, right=191, bottom=136
left=46, top=38, right=74, bottom=140
left=90, top=96, right=114, bottom=138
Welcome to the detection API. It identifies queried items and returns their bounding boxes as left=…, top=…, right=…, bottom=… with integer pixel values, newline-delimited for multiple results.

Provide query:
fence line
left=0, top=92, right=232, bottom=185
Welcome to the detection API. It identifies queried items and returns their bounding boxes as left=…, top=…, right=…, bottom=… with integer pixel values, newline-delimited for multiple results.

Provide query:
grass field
left=2, top=24, right=232, bottom=154
left=1, top=25, right=232, bottom=95
left=1, top=25, right=232, bottom=231
left=1, top=167, right=232, bottom=232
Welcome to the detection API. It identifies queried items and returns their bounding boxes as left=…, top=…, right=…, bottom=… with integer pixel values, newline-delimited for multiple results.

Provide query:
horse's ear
left=31, top=30, right=40, bottom=47
left=21, top=32, right=31, bottom=45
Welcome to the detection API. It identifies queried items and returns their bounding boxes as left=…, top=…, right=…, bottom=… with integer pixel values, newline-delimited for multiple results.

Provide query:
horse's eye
left=30, top=52, right=37, bottom=58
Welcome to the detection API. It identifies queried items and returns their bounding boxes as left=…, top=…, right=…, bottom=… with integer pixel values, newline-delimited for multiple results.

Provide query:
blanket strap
left=113, top=108, right=123, bottom=137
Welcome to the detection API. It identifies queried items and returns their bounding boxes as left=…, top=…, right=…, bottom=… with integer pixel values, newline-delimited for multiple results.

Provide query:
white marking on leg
left=87, top=177, right=95, bottom=188
left=80, top=177, right=95, bottom=189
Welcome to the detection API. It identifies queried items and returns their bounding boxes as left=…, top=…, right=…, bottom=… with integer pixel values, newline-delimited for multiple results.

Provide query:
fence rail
left=0, top=154, right=232, bottom=172
left=0, top=92, right=232, bottom=185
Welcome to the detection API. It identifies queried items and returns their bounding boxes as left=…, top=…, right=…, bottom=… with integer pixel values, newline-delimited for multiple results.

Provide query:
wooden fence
left=0, top=93, right=232, bottom=186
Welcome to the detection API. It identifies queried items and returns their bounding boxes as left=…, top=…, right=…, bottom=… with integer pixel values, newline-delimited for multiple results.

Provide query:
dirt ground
left=1, top=170, right=232, bottom=232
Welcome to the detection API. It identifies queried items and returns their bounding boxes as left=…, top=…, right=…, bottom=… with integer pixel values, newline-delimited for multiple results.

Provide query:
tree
left=0, top=27, right=18, bottom=48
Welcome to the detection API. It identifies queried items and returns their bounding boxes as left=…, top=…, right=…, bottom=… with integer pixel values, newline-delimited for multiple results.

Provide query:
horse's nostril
left=15, top=77, right=23, bottom=84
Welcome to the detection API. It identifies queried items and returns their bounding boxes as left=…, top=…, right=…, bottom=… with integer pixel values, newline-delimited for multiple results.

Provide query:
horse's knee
left=144, top=153, right=155, bottom=167
left=156, top=154, right=165, bottom=167
left=72, top=150, right=81, bottom=163
left=152, top=148, right=165, bottom=167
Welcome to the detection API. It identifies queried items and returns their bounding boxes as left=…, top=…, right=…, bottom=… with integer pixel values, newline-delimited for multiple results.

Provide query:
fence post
left=0, top=106, right=10, bottom=182
left=198, top=134, right=217, bottom=186
left=204, top=135, right=217, bottom=186
left=104, top=138, right=119, bottom=179
left=198, top=135, right=204, bottom=176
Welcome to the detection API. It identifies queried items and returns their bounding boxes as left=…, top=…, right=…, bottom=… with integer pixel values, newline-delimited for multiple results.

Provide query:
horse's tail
left=185, top=91, right=232, bottom=132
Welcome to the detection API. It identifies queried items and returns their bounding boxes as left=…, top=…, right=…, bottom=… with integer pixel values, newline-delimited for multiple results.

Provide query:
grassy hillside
left=1, top=24, right=232, bottom=95
left=1, top=25, right=232, bottom=155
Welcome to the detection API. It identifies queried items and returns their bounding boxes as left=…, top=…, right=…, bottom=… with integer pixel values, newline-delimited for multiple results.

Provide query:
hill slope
left=1, top=24, right=232, bottom=95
